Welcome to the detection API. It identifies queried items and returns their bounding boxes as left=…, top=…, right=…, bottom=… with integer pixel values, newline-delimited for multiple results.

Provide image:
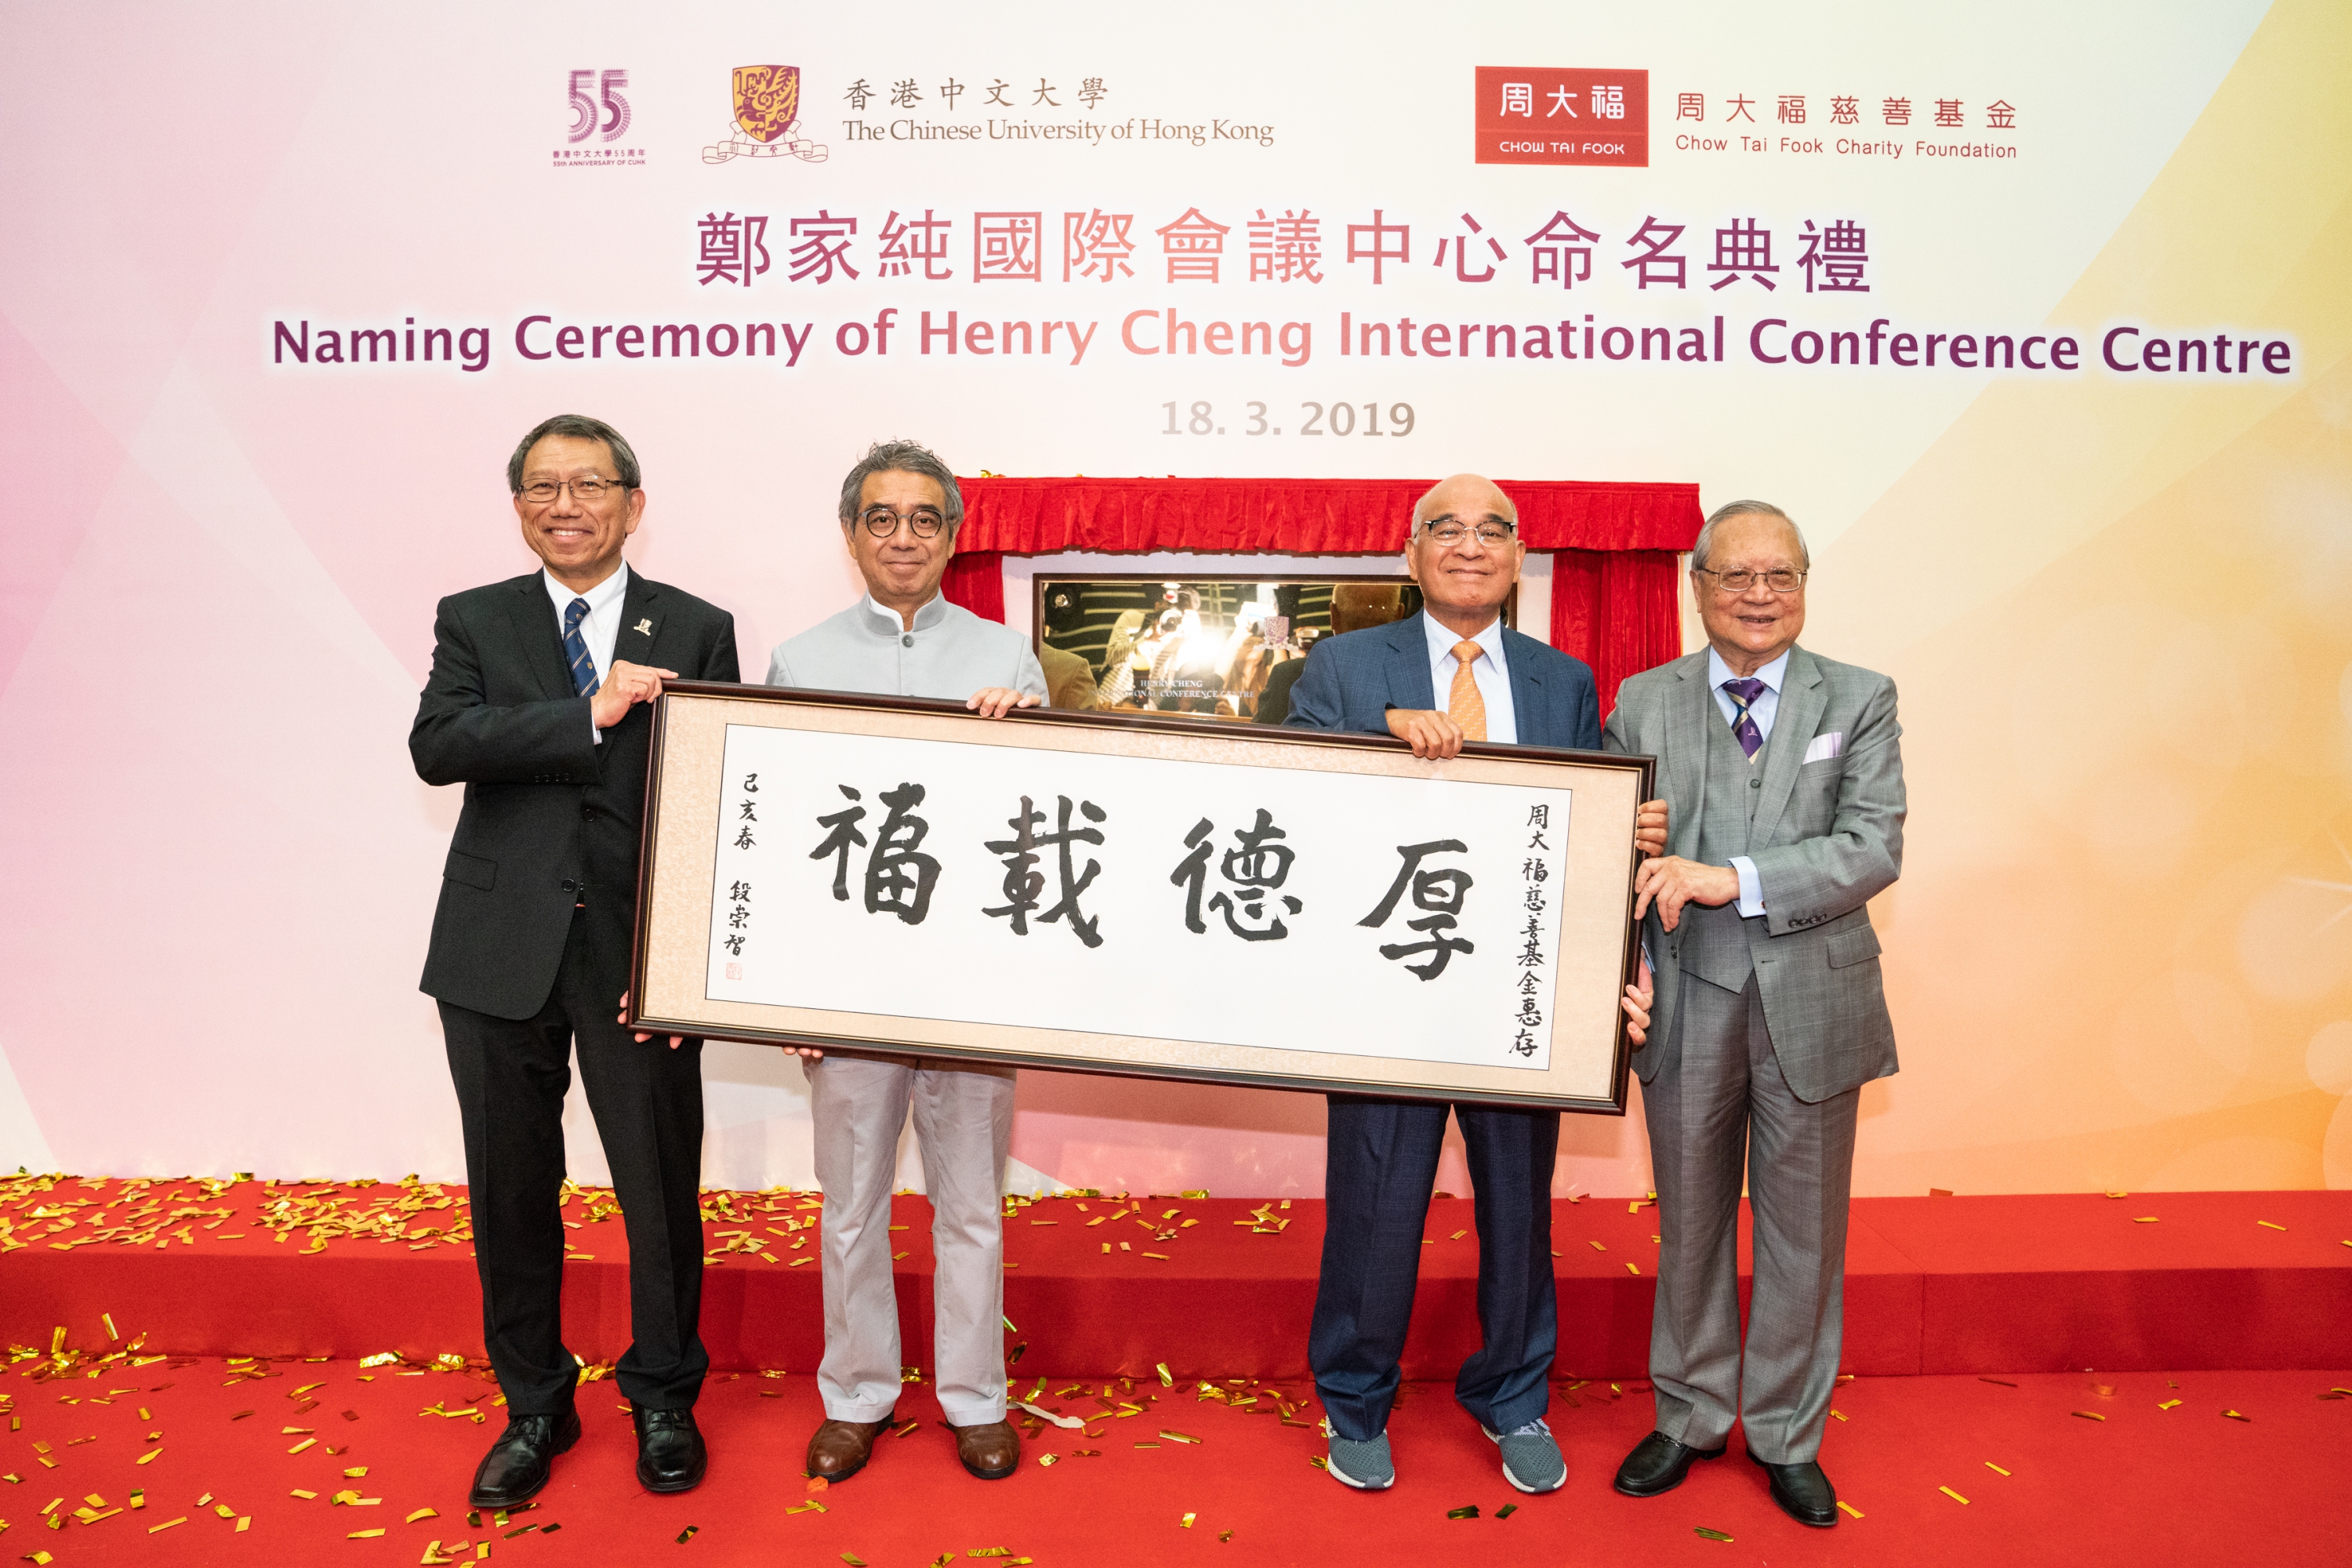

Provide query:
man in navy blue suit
left=1289, top=473, right=1661, bottom=1497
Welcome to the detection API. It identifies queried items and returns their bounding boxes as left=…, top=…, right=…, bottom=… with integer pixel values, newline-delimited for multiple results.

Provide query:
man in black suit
left=411, top=414, right=739, bottom=1506
left=1287, top=474, right=1661, bottom=1497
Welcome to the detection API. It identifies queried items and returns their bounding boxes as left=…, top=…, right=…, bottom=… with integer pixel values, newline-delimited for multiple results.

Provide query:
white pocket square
left=1802, top=731, right=1844, bottom=764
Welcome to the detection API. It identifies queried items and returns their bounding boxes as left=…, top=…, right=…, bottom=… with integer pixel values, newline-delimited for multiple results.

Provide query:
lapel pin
left=633, top=618, right=654, bottom=636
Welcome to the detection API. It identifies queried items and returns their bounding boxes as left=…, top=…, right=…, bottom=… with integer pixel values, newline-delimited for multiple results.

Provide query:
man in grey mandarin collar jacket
left=1601, top=499, right=1903, bottom=1529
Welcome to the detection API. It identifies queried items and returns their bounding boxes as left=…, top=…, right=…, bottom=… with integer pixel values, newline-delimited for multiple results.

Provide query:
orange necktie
left=1447, top=641, right=1488, bottom=742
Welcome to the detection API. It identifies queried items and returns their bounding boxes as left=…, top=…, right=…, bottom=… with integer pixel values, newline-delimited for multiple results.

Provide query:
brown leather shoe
left=806, top=1415, right=895, bottom=1483
left=949, top=1418, right=1020, bottom=1479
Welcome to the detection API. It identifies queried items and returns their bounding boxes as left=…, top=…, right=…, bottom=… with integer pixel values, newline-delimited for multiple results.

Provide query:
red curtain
left=1548, top=549, right=1687, bottom=721
left=939, top=475, right=1700, bottom=723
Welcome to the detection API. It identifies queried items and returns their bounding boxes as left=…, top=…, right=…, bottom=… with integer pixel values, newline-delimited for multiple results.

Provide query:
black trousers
left=439, top=912, right=708, bottom=1414
left=1309, top=1095, right=1561, bottom=1442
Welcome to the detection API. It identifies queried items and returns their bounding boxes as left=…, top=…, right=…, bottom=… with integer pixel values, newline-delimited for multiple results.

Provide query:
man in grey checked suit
left=1601, top=499, right=1904, bottom=1528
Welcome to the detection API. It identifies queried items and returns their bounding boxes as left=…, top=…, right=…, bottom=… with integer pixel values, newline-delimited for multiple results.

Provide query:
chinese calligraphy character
left=1707, top=218, right=1778, bottom=291
left=1063, top=209, right=1137, bottom=281
left=844, top=78, right=873, bottom=112
left=697, top=212, right=771, bottom=289
left=1524, top=211, right=1600, bottom=289
left=985, top=78, right=1013, bottom=107
left=1433, top=212, right=1504, bottom=283
left=1777, top=94, right=1805, bottom=125
left=1934, top=98, right=1965, bottom=127
left=1592, top=84, right=1625, bottom=119
left=891, top=78, right=921, bottom=108
left=1346, top=210, right=1410, bottom=284
left=864, top=782, right=940, bottom=925
left=1727, top=93, right=1756, bottom=123
left=733, top=825, right=756, bottom=851
left=878, top=209, right=956, bottom=280
left=1247, top=209, right=1324, bottom=282
left=1548, top=85, right=1579, bottom=118
left=1360, top=840, right=1475, bottom=982
left=1830, top=95, right=1859, bottom=125
left=1985, top=100, right=2016, bottom=129
left=1501, top=82, right=1534, bottom=117
left=940, top=78, right=964, bottom=110
left=1621, top=217, right=1687, bottom=290
left=984, top=795, right=1109, bottom=946
left=1156, top=208, right=1230, bottom=283
left=1677, top=93, right=1705, bottom=122
left=786, top=211, right=859, bottom=283
left=1796, top=220, right=1869, bottom=293
left=1079, top=78, right=1108, bottom=109
left=1033, top=78, right=1060, bottom=107
left=974, top=212, right=1043, bottom=281
left=810, top=786, right=868, bottom=902
left=1172, top=809, right=1303, bottom=942
left=1882, top=96, right=1912, bottom=125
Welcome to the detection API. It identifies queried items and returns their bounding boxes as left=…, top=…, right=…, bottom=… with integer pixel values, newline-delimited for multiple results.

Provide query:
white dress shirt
left=1706, top=644, right=1791, bottom=916
left=543, top=561, right=629, bottom=742
left=1421, top=612, right=1516, bottom=745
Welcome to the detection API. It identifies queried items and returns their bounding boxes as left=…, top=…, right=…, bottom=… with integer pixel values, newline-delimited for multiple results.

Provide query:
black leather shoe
left=468, top=1409, right=580, bottom=1508
left=633, top=1406, right=707, bottom=1494
left=1612, top=1430, right=1727, bottom=1497
left=1751, top=1452, right=1838, bottom=1526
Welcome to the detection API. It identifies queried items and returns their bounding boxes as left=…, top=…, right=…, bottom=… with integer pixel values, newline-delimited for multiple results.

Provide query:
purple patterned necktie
left=1722, top=677, right=1766, bottom=760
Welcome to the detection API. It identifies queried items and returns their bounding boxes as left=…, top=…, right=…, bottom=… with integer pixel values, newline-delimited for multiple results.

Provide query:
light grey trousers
left=807, top=1054, right=1016, bottom=1427
left=1642, top=972, right=1859, bottom=1465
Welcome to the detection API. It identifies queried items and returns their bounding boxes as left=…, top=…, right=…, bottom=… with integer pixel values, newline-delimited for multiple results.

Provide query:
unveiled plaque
left=630, top=686, right=1648, bottom=1112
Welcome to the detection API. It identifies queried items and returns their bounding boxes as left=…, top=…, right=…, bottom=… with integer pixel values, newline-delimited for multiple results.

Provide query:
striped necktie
left=563, top=597, right=601, bottom=697
left=1447, top=641, right=1488, bottom=742
left=1722, top=677, right=1766, bottom=760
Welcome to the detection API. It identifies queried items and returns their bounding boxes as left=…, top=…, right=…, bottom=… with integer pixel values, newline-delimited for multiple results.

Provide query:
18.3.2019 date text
left=1160, top=401, right=1417, bottom=437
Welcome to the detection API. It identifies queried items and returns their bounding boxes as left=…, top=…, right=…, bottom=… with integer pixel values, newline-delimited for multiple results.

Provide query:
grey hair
left=1410, top=474, right=1519, bottom=531
left=837, top=439, right=965, bottom=533
left=1690, top=499, right=1809, bottom=572
left=506, top=414, right=641, bottom=492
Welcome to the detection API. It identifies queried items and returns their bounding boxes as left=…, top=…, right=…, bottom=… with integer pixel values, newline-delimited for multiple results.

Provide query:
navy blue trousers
left=1308, top=1095, right=1561, bottom=1441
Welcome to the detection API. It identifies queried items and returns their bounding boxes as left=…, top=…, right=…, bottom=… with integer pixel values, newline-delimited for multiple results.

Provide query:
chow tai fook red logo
left=1475, top=67, right=1648, bottom=167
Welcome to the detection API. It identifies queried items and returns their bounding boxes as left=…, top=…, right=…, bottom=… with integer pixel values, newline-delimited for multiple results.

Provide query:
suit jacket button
left=1751, top=777, right=1762, bottom=789
left=581, top=806, right=595, bottom=822
left=561, top=880, right=577, bottom=892
left=902, top=633, right=914, bottom=648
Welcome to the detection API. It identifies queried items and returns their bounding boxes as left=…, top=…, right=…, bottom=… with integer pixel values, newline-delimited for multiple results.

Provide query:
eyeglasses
left=859, top=507, right=949, bottom=539
left=518, top=477, right=625, bottom=504
left=1420, top=522, right=1516, bottom=547
left=1694, top=568, right=1807, bottom=595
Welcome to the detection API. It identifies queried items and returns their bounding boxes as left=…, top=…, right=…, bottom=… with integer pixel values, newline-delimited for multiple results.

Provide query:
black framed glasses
left=518, top=477, right=625, bottom=504
left=859, top=507, right=948, bottom=539
left=1694, top=567, right=1807, bottom=595
left=1420, top=521, right=1516, bottom=547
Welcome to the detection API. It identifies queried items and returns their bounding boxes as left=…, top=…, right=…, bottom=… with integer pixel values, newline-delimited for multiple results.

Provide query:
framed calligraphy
left=630, top=685, right=1650, bottom=1112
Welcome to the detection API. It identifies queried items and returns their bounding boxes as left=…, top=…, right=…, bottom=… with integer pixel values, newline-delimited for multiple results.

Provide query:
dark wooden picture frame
left=629, top=684, right=1650, bottom=1114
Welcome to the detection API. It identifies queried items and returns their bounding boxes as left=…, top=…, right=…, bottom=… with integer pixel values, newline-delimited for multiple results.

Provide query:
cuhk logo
left=1475, top=67, right=1648, bottom=167
left=704, top=64, right=829, bottom=164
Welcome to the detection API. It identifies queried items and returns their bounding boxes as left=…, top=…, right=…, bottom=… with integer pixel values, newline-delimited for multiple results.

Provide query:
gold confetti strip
left=1830, top=1409, right=1846, bottom=1421
left=2070, top=1410, right=2106, bottom=1422
left=1179, top=1512, right=1197, bottom=1529
left=2221, top=1410, right=2252, bottom=1422
left=2158, top=1399, right=2183, bottom=1410
left=1446, top=1505, right=1480, bottom=1520
left=408, top=1507, right=439, bottom=1523
left=1588, top=1240, right=1606, bottom=1251
left=1626, top=1263, right=1640, bottom=1276
left=1939, top=1486, right=1969, bottom=1504
left=135, top=1446, right=162, bottom=1463
left=149, top=1515, right=189, bottom=1532
left=1693, top=1525, right=1732, bottom=1541
left=1838, top=1501, right=1864, bottom=1519
left=677, top=1524, right=699, bottom=1544
left=2103, top=1190, right=2127, bottom=1198
left=1160, top=1430, right=1201, bottom=1444
left=2132, top=1216, right=2161, bottom=1223
left=2256, top=1220, right=2286, bottom=1231
left=1985, top=1461, right=2012, bottom=1475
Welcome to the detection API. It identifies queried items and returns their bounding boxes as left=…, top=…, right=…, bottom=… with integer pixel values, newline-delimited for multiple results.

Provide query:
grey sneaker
left=1483, top=1417, right=1566, bottom=1494
left=1326, top=1429, right=1396, bottom=1490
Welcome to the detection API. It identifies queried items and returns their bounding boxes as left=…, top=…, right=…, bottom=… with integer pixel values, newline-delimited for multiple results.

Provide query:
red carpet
left=5, top=1352, right=2347, bottom=1566
left=5, top=1177, right=2348, bottom=1378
